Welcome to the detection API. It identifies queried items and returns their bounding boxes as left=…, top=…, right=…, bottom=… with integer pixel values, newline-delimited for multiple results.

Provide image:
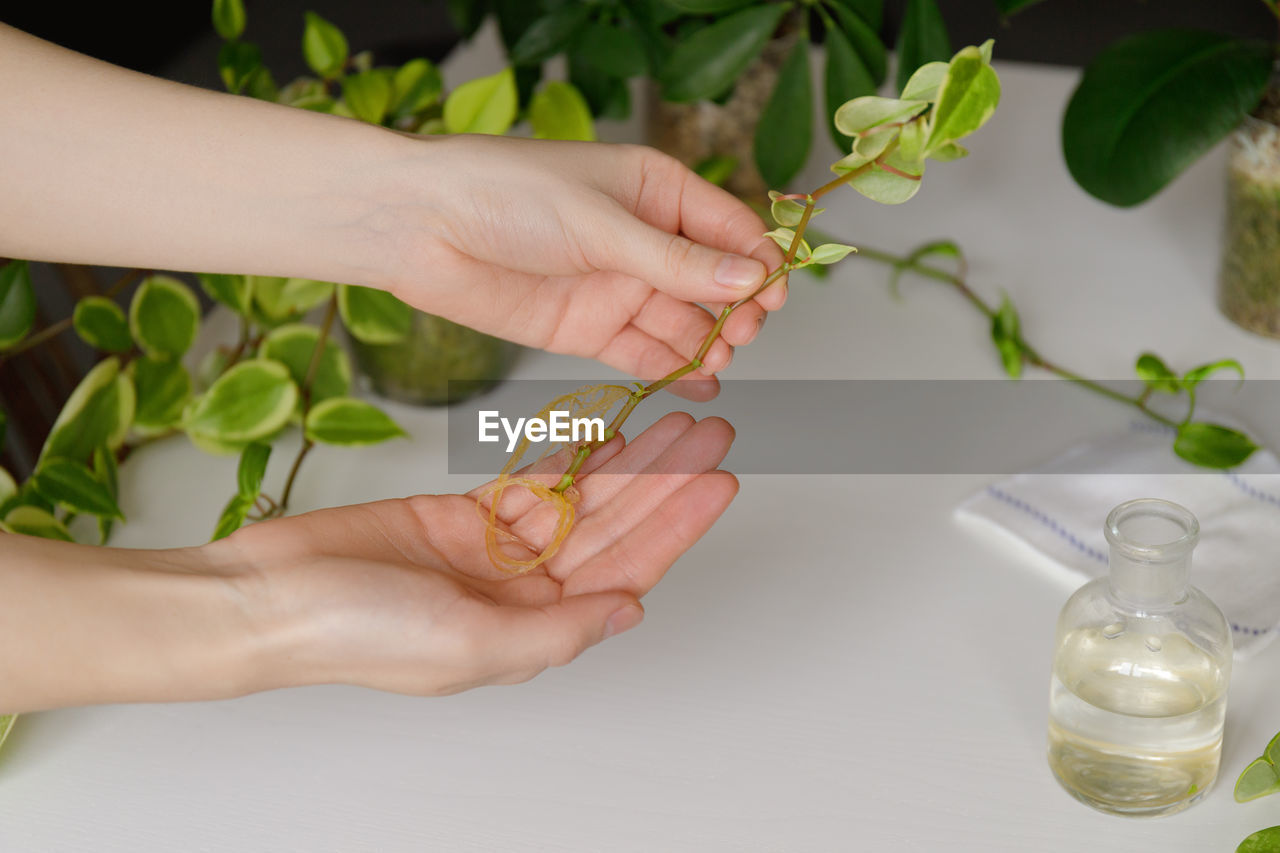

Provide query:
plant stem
left=272, top=292, right=338, bottom=514
left=852, top=245, right=1182, bottom=429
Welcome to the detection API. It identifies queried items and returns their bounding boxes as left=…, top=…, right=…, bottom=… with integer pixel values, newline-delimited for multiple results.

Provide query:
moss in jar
left=1219, top=91, right=1280, bottom=337
left=349, top=310, right=520, bottom=406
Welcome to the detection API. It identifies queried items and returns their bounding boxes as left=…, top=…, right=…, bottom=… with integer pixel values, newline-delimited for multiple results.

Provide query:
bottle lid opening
left=1104, top=498, right=1199, bottom=560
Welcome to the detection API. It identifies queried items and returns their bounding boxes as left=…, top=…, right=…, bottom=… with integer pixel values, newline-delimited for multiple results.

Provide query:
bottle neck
left=1104, top=498, right=1199, bottom=610
left=1107, top=548, right=1190, bottom=609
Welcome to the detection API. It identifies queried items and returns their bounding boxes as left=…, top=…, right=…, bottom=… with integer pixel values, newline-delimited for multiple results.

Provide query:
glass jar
left=348, top=310, right=520, bottom=406
left=1047, top=498, right=1232, bottom=817
left=1219, top=93, right=1280, bottom=336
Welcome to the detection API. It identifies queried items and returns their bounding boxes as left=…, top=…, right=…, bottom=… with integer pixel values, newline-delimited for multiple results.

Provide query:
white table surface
left=5, top=35, right=1280, bottom=853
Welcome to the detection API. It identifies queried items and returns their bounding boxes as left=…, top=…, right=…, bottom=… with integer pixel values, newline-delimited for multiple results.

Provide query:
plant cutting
left=477, top=39, right=1003, bottom=572
left=451, top=0, right=1025, bottom=192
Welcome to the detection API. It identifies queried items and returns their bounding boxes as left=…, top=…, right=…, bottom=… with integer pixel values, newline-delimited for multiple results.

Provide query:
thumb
left=595, top=216, right=766, bottom=303
left=502, top=593, right=646, bottom=673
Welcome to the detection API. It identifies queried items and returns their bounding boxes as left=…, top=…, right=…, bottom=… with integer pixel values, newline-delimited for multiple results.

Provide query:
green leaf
left=261, top=323, right=351, bottom=405
left=0, top=466, right=16, bottom=504
left=834, top=96, right=928, bottom=137
left=218, top=40, right=263, bottom=94
left=31, top=457, right=123, bottom=520
left=305, top=397, right=407, bottom=446
left=337, top=285, right=413, bottom=344
left=900, top=61, right=948, bottom=102
left=895, top=0, right=951, bottom=95
left=809, top=243, right=858, bottom=264
left=184, top=359, right=298, bottom=446
left=0, top=714, right=15, bottom=753
left=237, top=442, right=271, bottom=499
left=1266, top=730, right=1280, bottom=766
left=92, top=445, right=118, bottom=544
left=1063, top=31, right=1272, bottom=207
left=570, top=24, right=648, bottom=79
left=1236, top=757, right=1280, bottom=802
left=302, top=11, right=349, bottom=79
left=391, top=59, right=443, bottom=120
left=1182, top=358, right=1245, bottom=389
left=768, top=191, right=819, bottom=227
left=529, top=81, right=596, bottom=141
left=990, top=294, right=1022, bottom=378
left=660, top=5, right=788, bottom=103
left=342, top=69, right=393, bottom=125
left=253, top=277, right=334, bottom=323
left=694, top=154, right=737, bottom=186
left=129, top=275, right=201, bottom=360
left=819, top=23, right=880, bottom=153
left=826, top=3, right=886, bottom=88
left=0, top=261, right=36, bottom=350
left=1174, top=422, right=1258, bottom=468
left=762, top=228, right=811, bottom=261
left=5, top=505, right=73, bottom=541
left=130, top=355, right=193, bottom=431
left=211, top=493, right=255, bottom=541
left=830, top=0, right=883, bottom=32
left=509, top=3, right=591, bottom=66
left=1238, top=826, right=1280, bottom=853
left=43, top=358, right=135, bottom=462
left=662, top=0, right=755, bottom=11
left=1135, top=352, right=1180, bottom=393
left=753, top=36, right=811, bottom=188
left=212, top=0, right=246, bottom=41
left=926, top=45, right=1000, bottom=151
left=846, top=149, right=925, bottom=204
left=73, top=296, right=132, bottom=353
left=198, top=272, right=253, bottom=316
left=443, top=67, right=518, bottom=135
left=568, top=52, right=631, bottom=120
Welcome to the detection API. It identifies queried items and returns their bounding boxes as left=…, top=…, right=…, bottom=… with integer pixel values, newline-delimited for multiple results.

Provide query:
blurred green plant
left=449, top=0, right=1030, bottom=187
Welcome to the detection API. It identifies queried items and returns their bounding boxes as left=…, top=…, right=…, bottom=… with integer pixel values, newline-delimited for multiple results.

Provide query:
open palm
left=223, top=413, right=737, bottom=696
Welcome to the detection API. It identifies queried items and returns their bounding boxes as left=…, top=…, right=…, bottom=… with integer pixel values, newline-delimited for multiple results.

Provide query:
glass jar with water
left=1047, top=498, right=1232, bottom=817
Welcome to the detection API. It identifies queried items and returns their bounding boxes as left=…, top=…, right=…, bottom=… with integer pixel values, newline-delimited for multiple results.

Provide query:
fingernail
left=604, top=604, right=644, bottom=639
left=714, top=254, right=762, bottom=290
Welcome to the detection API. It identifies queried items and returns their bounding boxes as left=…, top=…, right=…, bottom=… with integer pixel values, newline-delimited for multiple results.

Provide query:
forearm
left=0, top=23, right=414, bottom=288
left=0, top=535, right=271, bottom=713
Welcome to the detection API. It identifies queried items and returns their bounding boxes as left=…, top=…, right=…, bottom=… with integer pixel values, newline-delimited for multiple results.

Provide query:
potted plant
left=448, top=0, right=998, bottom=197
left=214, top=2, right=600, bottom=405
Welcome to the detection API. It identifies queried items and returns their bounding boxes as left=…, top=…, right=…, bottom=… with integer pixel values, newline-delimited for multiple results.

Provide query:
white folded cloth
left=956, top=421, right=1280, bottom=658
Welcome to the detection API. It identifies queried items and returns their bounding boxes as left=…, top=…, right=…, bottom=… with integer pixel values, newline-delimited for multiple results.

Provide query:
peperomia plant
left=477, top=41, right=1003, bottom=573
left=1237, top=731, right=1280, bottom=851
left=0, top=1, right=599, bottom=549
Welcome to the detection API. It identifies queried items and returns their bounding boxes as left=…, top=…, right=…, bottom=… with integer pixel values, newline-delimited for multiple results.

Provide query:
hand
left=219, top=413, right=737, bottom=696
left=376, top=136, right=787, bottom=387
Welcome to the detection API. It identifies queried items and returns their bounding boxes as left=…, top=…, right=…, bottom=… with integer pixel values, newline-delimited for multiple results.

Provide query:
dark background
left=5, top=0, right=1277, bottom=79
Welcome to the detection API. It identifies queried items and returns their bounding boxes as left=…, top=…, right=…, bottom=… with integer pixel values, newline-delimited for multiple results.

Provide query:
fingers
left=562, top=469, right=740, bottom=599
left=479, top=591, right=644, bottom=679
left=606, top=147, right=787, bottom=308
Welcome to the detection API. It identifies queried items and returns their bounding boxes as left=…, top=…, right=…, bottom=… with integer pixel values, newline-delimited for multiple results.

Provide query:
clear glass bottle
left=1047, top=498, right=1232, bottom=817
